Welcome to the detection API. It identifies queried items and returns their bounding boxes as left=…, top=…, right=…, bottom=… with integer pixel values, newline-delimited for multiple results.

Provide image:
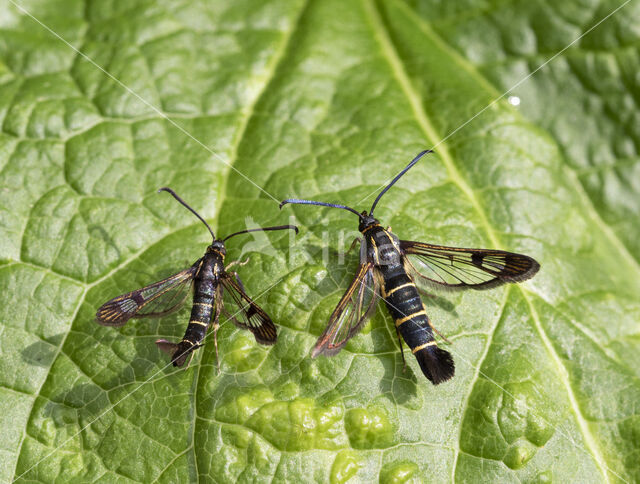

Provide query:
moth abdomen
left=413, top=343, right=455, bottom=385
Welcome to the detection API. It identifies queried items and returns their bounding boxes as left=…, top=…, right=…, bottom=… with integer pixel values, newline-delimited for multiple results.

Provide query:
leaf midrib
left=362, top=0, right=612, bottom=481
left=450, top=287, right=510, bottom=481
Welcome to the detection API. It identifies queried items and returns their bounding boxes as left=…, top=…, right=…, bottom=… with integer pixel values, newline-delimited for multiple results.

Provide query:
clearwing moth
left=96, top=188, right=298, bottom=367
left=281, top=151, right=539, bottom=384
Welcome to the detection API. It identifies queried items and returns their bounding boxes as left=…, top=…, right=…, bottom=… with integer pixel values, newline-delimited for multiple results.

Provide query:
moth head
left=358, top=211, right=378, bottom=232
left=208, top=240, right=226, bottom=256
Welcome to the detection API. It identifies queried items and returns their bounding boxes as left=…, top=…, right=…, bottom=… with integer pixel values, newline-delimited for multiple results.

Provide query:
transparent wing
left=220, top=274, right=277, bottom=345
left=401, top=240, right=539, bottom=291
left=311, top=262, right=378, bottom=357
left=96, top=261, right=200, bottom=327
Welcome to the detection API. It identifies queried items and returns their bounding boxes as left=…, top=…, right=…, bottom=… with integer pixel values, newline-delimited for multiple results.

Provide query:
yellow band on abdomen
left=193, top=302, right=213, bottom=308
left=395, top=309, right=427, bottom=327
left=385, top=282, right=415, bottom=297
left=411, top=341, right=437, bottom=353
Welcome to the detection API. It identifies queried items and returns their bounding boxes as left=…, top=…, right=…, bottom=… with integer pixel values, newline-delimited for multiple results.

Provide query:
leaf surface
left=1, top=0, right=639, bottom=482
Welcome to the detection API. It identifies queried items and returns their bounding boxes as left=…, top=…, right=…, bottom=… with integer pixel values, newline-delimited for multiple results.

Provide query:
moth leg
left=226, top=257, right=250, bottom=271
left=395, top=326, right=407, bottom=372
left=430, top=323, right=451, bottom=344
left=423, top=305, right=452, bottom=344
left=211, top=287, right=223, bottom=373
left=212, top=323, right=220, bottom=373
left=185, top=344, right=200, bottom=370
left=345, top=237, right=362, bottom=256
left=228, top=271, right=247, bottom=292
left=386, top=226, right=392, bottom=232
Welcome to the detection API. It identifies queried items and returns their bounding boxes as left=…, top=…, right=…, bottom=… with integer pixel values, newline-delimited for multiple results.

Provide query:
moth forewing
left=310, top=261, right=378, bottom=357
left=95, top=265, right=198, bottom=326
left=400, top=240, right=540, bottom=291
left=357, top=266, right=379, bottom=322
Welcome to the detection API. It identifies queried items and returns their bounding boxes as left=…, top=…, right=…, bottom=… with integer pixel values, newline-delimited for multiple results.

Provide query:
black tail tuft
left=414, top=345, right=455, bottom=385
left=155, top=339, right=192, bottom=367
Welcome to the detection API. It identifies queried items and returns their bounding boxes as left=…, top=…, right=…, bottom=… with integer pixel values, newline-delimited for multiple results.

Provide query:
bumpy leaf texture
left=1, top=0, right=639, bottom=482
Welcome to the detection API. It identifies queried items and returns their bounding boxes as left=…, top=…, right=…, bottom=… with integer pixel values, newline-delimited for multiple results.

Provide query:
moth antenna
left=158, top=187, right=216, bottom=241
left=369, top=150, right=432, bottom=216
left=222, top=225, right=299, bottom=242
left=280, top=199, right=363, bottom=220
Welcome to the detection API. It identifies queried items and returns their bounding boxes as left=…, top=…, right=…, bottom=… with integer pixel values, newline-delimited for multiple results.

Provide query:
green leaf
left=1, top=0, right=639, bottom=482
